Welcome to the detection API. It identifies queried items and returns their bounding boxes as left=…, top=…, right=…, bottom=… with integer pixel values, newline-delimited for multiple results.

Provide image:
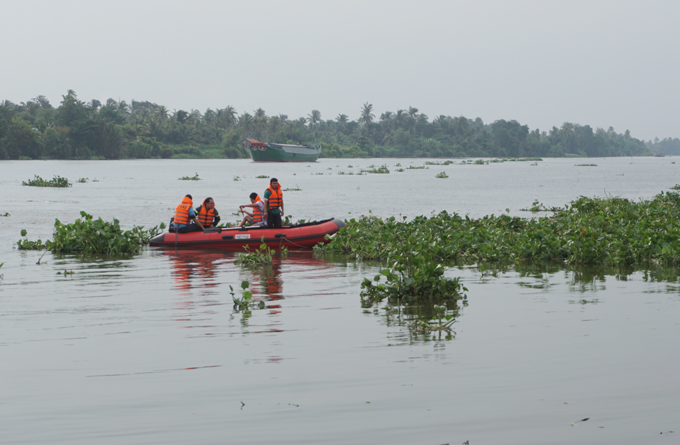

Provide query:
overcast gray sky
left=2, top=0, right=678, bottom=140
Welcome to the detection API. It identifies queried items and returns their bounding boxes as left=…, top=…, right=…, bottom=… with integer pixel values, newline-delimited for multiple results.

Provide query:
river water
left=1, top=157, right=679, bottom=444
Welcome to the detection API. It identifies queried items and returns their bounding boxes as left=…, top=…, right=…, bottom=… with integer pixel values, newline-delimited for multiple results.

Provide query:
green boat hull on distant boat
left=243, top=138, right=321, bottom=162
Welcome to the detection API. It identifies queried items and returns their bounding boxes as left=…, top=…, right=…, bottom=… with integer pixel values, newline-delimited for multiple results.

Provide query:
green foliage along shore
left=316, top=192, right=680, bottom=268
left=0, top=90, right=652, bottom=160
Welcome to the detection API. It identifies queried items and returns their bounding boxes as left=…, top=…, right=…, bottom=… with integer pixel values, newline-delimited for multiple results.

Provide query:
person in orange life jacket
left=195, top=197, right=220, bottom=228
left=264, top=177, right=283, bottom=228
left=238, top=192, right=268, bottom=227
left=172, top=194, right=204, bottom=233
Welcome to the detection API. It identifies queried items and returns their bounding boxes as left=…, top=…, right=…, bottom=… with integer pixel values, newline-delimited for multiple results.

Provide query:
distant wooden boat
left=243, top=138, right=321, bottom=162
left=655, top=153, right=665, bottom=157
left=149, top=218, right=344, bottom=250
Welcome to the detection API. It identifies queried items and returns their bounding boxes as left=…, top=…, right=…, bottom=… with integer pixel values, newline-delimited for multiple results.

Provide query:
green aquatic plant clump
left=361, top=258, right=468, bottom=305
left=17, top=212, right=164, bottom=254
left=179, top=172, right=200, bottom=180
left=16, top=229, right=48, bottom=250
left=361, top=164, right=390, bottom=174
left=317, top=192, right=680, bottom=267
left=22, top=175, right=71, bottom=187
left=235, top=237, right=275, bottom=266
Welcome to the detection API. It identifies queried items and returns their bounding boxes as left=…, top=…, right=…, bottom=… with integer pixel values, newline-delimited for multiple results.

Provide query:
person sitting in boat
left=238, top=193, right=267, bottom=228
left=195, top=197, right=220, bottom=228
left=171, top=194, right=204, bottom=233
left=264, top=178, right=284, bottom=228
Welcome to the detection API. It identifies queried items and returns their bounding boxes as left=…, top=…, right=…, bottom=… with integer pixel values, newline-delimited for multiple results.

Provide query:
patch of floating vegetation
left=234, top=238, right=275, bottom=267
left=575, top=164, right=598, bottom=167
left=459, top=159, right=488, bottom=165
left=17, top=211, right=164, bottom=255
left=361, top=164, right=390, bottom=174
left=316, top=192, right=680, bottom=269
left=520, top=200, right=564, bottom=213
left=425, top=160, right=454, bottom=165
left=407, top=165, right=428, bottom=169
left=435, top=171, right=449, bottom=178
left=22, top=175, right=71, bottom=187
left=255, top=175, right=269, bottom=179
left=230, top=280, right=265, bottom=314
left=179, top=172, right=200, bottom=180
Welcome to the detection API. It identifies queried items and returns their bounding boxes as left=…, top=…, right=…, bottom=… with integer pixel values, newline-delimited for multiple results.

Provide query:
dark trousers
left=267, top=212, right=282, bottom=228
left=175, top=223, right=202, bottom=233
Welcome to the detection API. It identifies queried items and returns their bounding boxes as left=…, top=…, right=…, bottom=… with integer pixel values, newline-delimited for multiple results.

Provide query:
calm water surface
left=1, top=157, right=679, bottom=444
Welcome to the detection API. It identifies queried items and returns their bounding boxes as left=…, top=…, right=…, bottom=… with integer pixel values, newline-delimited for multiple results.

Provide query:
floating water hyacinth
left=22, top=175, right=71, bottom=187
left=316, top=192, right=680, bottom=268
left=17, top=212, right=164, bottom=255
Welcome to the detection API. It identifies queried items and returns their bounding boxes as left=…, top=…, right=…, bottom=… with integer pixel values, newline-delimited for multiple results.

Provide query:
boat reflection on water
left=249, top=260, right=283, bottom=308
left=162, top=248, right=336, bottom=313
left=165, top=249, right=234, bottom=295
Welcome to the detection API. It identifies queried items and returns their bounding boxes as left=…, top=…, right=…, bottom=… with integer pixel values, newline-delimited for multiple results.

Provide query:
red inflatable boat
left=149, top=217, right=345, bottom=250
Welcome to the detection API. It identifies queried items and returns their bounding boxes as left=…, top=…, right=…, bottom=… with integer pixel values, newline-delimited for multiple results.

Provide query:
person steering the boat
left=195, top=197, right=220, bottom=228
left=238, top=193, right=267, bottom=228
left=264, top=178, right=284, bottom=228
left=171, top=194, right=204, bottom=233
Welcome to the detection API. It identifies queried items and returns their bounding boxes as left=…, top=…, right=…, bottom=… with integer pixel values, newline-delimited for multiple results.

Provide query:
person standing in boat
left=238, top=193, right=267, bottom=228
left=172, top=194, right=204, bottom=233
left=195, top=197, right=220, bottom=228
left=264, top=178, right=284, bottom=228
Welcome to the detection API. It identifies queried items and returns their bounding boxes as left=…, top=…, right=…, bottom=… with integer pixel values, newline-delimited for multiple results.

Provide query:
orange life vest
left=196, top=205, right=216, bottom=226
left=174, top=196, right=193, bottom=225
left=266, top=186, right=283, bottom=210
left=252, top=195, right=265, bottom=223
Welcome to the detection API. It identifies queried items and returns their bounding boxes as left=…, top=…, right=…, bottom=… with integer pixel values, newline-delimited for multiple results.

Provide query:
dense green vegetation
left=317, top=192, right=680, bottom=268
left=0, top=91, right=652, bottom=160
left=17, top=211, right=163, bottom=254
left=22, top=175, right=71, bottom=187
left=647, top=137, right=680, bottom=155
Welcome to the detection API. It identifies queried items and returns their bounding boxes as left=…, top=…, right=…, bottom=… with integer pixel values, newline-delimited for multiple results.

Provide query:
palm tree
left=154, top=106, right=169, bottom=125
left=379, top=111, right=393, bottom=123
left=87, top=99, right=101, bottom=111
left=203, top=108, right=216, bottom=124
left=216, top=106, right=237, bottom=129
left=394, top=109, right=408, bottom=129
left=360, top=102, right=374, bottom=126
left=336, top=114, right=348, bottom=125
left=307, top=109, right=321, bottom=126
left=239, top=112, right=253, bottom=137
left=253, top=108, right=268, bottom=139
left=117, top=100, right=130, bottom=114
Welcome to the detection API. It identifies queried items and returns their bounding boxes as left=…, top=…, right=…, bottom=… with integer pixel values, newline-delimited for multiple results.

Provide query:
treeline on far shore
left=0, top=90, right=661, bottom=161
